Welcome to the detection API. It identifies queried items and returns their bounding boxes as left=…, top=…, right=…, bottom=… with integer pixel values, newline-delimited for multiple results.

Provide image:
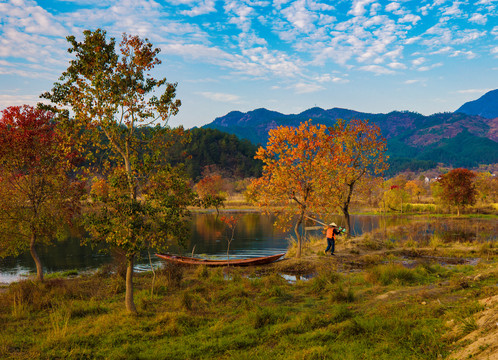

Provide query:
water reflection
left=1, top=213, right=496, bottom=283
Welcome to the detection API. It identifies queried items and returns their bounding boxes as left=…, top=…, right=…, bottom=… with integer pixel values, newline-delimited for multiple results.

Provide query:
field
left=1, top=229, right=497, bottom=360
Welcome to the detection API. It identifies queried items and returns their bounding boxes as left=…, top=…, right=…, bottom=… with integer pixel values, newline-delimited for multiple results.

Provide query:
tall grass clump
left=452, top=301, right=484, bottom=330
left=194, top=265, right=209, bottom=280
left=330, top=283, right=355, bottom=303
left=365, top=263, right=419, bottom=286
left=430, top=232, right=444, bottom=249
left=48, top=304, right=71, bottom=340
left=11, top=289, right=29, bottom=318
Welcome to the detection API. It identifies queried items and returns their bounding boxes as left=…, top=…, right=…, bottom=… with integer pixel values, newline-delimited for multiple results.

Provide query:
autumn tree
left=194, top=167, right=227, bottom=215
left=323, top=119, right=389, bottom=235
left=436, top=168, right=477, bottom=216
left=382, top=184, right=410, bottom=213
left=42, top=29, right=188, bottom=313
left=474, top=172, right=498, bottom=205
left=405, top=179, right=424, bottom=202
left=0, top=106, right=83, bottom=281
left=249, top=121, right=333, bottom=258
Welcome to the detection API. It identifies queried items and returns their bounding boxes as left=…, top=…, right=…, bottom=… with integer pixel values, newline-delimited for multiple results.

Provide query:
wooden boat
left=155, top=252, right=286, bottom=267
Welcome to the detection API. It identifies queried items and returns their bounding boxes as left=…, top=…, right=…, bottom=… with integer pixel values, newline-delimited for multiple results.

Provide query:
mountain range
left=203, top=90, right=498, bottom=171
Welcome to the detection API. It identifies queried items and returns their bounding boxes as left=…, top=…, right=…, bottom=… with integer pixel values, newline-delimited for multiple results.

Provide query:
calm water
left=1, top=212, right=496, bottom=283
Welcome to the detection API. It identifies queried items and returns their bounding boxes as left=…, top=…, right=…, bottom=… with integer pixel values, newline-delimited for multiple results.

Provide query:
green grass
left=0, top=256, right=496, bottom=360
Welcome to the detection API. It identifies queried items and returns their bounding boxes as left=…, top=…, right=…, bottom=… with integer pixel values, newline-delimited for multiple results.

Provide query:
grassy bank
left=1, top=235, right=497, bottom=360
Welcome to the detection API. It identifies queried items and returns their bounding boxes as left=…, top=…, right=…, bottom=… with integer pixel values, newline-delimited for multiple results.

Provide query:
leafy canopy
left=0, top=105, right=83, bottom=280
left=43, top=29, right=188, bottom=312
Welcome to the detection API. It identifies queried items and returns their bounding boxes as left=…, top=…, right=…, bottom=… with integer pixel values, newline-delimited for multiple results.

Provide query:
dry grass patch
left=447, top=295, right=498, bottom=360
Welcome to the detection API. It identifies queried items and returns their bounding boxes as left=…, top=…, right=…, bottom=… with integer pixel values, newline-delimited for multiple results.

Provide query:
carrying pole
left=304, top=215, right=327, bottom=226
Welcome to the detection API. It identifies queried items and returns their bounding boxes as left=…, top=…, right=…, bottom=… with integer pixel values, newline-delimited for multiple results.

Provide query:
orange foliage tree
left=322, top=119, right=389, bottom=235
left=249, top=121, right=335, bottom=258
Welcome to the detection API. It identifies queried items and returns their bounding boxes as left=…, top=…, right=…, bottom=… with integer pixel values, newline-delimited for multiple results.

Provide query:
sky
left=1, top=0, right=497, bottom=129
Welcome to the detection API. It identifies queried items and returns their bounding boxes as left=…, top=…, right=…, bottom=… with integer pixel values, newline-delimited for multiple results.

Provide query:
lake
left=1, top=212, right=496, bottom=283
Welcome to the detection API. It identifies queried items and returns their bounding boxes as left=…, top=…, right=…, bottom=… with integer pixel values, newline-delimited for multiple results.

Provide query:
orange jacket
left=326, top=227, right=335, bottom=239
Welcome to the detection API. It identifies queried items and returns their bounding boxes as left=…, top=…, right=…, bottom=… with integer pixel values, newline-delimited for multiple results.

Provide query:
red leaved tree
left=195, top=169, right=227, bottom=215
left=0, top=105, right=83, bottom=281
left=436, top=168, right=477, bottom=216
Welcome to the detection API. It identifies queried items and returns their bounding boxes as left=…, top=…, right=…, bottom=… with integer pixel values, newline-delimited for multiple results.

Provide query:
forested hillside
left=166, top=127, right=262, bottom=181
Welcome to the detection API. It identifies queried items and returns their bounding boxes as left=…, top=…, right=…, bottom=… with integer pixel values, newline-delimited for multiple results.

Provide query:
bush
left=158, top=263, right=184, bottom=289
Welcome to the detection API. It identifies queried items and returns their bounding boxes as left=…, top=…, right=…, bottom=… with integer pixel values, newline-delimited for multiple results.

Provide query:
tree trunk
left=342, top=204, right=351, bottom=238
left=342, top=183, right=354, bottom=237
left=125, top=254, right=137, bottom=314
left=30, top=234, right=43, bottom=282
left=294, top=213, right=303, bottom=258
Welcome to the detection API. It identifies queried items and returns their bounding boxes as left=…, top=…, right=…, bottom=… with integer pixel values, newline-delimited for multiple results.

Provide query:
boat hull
left=155, top=253, right=286, bottom=267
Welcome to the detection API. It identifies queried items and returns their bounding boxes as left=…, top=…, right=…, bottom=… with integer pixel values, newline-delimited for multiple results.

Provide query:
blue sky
left=1, top=0, right=497, bottom=128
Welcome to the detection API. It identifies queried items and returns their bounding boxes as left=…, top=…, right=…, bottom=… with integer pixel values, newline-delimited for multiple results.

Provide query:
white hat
left=329, top=222, right=337, bottom=227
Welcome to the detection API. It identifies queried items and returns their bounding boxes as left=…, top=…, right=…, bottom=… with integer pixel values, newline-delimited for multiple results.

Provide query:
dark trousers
left=325, top=237, right=335, bottom=254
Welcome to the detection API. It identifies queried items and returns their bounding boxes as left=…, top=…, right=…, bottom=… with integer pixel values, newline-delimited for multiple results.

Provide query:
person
left=325, top=222, right=341, bottom=256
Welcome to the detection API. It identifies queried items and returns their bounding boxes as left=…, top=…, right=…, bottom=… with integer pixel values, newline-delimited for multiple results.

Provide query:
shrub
left=158, top=263, right=184, bottom=289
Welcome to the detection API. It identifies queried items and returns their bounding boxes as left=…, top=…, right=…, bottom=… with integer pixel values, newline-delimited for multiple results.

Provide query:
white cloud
left=452, top=30, right=486, bottom=45
left=358, top=65, right=395, bottom=75
left=348, top=0, right=375, bottom=16
left=1, top=0, right=67, bottom=37
left=398, top=14, right=421, bottom=24
left=308, top=0, right=334, bottom=12
left=385, top=2, right=400, bottom=12
left=491, top=47, right=498, bottom=56
left=313, top=74, right=349, bottom=83
left=469, top=13, right=487, bottom=24
left=0, top=93, right=50, bottom=108
left=430, top=46, right=453, bottom=55
left=417, top=62, right=443, bottom=71
left=412, top=57, right=426, bottom=66
left=181, top=0, right=216, bottom=16
left=404, top=36, right=420, bottom=45
left=388, top=61, right=406, bottom=69
left=455, top=88, right=493, bottom=94
left=404, top=79, right=423, bottom=84
left=450, top=50, right=476, bottom=59
left=198, top=92, right=242, bottom=102
left=241, top=47, right=302, bottom=77
left=281, top=0, right=317, bottom=33
left=292, top=82, right=325, bottom=93
left=224, top=0, right=254, bottom=32
left=442, top=1, right=463, bottom=16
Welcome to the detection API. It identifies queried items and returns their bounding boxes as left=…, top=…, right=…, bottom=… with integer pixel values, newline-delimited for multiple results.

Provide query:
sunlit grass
left=0, top=244, right=496, bottom=360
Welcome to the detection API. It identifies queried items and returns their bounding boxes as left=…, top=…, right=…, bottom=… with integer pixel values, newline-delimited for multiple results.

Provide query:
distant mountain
left=203, top=106, right=498, bottom=171
left=456, top=89, right=498, bottom=119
